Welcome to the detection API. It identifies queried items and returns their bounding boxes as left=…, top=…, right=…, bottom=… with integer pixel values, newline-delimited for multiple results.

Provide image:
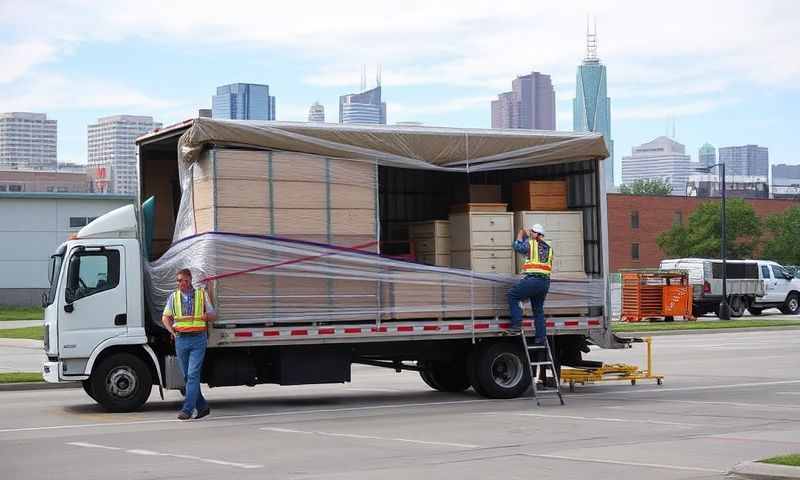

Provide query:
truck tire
left=729, top=296, right=745, bottom=318
left=780, top=293, right=800, bottom=315
left=81, top=379, right=98, bottom=402
left=468, top=340, right=531, bottom=399
left=91, top=353, right=153, bottom=412
left=420, top=360, right=470, bottom=392
left=747, top=307, right=763, bottom=316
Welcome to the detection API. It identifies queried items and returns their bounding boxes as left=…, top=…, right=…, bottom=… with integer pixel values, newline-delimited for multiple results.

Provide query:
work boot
left=177, top=411, right=192, bottom=421
left=195, top=407, right=211, bottom=419
left=500, top=327, right=522, bottom=336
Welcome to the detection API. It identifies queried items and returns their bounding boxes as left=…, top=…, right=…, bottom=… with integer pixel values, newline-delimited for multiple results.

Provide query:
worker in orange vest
left=161, top=268, right=217, bottom=420
left=505, top=223, right=553, bottom=344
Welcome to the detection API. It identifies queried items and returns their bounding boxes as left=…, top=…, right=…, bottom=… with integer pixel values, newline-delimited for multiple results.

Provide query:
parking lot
left=0, top=328, right=798, bottom=480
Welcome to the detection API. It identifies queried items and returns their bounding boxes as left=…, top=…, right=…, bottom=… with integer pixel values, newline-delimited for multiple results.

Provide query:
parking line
left=66, top=441, right=263, bottom=469
left=482, top=412, right=703, bottom=427
left=521, top=453, right=725, bottom=473
left=261, top=427, right=481, bottom=449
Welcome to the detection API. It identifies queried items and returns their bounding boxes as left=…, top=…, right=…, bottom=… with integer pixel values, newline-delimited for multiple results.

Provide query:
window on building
left=631, top=243, right=640, bottom=261
left=673, top=211, right=683, bottom=226
left=8, top=184, right=22, bottom=192
left=69, top=217, right=88, bottom=228
left=0, top=185, right=6, bottom=192
left=56, top=186, right=69, bottom=192
left=46, top=186, right=55, bottom=192
left=630, top=211, right=639, bottom=229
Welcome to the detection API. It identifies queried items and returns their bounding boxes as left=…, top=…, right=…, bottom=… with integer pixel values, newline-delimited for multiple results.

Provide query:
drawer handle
left=490, top=220, right=495, bottom=225
left=491, top=265, right=496, bottom=269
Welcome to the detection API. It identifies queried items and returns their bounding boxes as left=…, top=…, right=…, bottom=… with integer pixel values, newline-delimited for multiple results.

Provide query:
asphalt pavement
left=0, top=329, right=798, bottom=480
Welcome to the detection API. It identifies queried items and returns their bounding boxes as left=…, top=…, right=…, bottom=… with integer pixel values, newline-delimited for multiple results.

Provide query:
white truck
left=42, top=119, right=623, bottom=412
left=660, top=258, right=800, bottom=317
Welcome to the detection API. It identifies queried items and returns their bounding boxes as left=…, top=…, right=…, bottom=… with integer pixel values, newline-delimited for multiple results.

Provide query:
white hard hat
left=530, top=223, right=545, bottom=236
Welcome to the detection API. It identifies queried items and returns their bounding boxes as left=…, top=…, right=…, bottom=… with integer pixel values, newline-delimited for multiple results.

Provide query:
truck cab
left=42, top=205, right=161, bottom=411
left=749, top=260, right=800, bottom=315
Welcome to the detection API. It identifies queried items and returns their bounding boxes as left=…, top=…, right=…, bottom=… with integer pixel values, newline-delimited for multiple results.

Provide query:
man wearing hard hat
left=505, top=223, right=553, bottom=344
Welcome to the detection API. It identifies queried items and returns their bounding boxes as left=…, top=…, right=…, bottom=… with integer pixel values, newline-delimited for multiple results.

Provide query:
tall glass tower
left=212, top=83, right=275, bottom=120
left=573, top=23, right=613, bottom=189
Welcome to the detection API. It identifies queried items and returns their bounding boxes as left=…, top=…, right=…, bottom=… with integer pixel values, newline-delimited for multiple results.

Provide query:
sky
left=1, top=0, right=798, bottom=185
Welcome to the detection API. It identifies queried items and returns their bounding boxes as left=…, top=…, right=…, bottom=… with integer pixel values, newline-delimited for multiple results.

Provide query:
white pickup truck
left=660, top=258, right=800, bottom=317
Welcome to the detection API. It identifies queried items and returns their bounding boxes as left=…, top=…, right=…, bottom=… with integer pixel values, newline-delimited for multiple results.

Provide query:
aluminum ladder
left=520, top=334, right=564, bottom=406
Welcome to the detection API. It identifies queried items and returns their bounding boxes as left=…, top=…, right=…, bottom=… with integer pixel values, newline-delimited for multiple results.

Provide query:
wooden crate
left=512, top=180, right=568, bottom=211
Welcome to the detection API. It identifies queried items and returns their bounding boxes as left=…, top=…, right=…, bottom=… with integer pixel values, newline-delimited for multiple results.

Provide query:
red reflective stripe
left=588, top=319, right=601, bottom=326
left=423, top=325, right=440, bottom=331
left=235, top=331, right=252, bottom=337
left=474, top=323, right=490, bottom=329
left=522, top=320, right=532, bottom=327
left=448, top=324, right=464, bottom=331
left=499, top=322, right=511, bottom=329
left=397, top=326, right=413, bottom=332
left=290, top=329, right=308, bottom=336
left=344, top=328, right=361, bottom=334
left=545, top=321, right=555, bottom=327
left=263, top=331, right=279, bottom=337
left=318, top=328, right=335, bottom=335
left=564, top=321, right=579, bottom=327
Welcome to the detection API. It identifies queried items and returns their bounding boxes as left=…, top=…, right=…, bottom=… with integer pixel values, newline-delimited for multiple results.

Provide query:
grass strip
left=0, top=326, right=44, bottom=340
left=0, top=372, right=43, bottom=383
left=613, top=319, right=800, bottom=332
left=759, top=454, right=800, bottom=467
left=0, top=306, right=43, bottom=321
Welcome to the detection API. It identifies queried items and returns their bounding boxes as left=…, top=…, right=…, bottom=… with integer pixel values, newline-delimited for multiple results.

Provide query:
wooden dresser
left=449, top=210, right=514, bottom=274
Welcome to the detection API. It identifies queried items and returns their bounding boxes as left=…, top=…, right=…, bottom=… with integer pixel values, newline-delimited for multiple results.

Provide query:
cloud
left=389, top=96, right=494, bottom=118
left=614, top=98, right=739, bottom=120
left=0, top=41, right=59, bottom=83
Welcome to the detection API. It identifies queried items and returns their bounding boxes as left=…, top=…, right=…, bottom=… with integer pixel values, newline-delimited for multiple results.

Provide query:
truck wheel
left=729, top=296, right=745, bottom=317
left=468, top=341, right=531, bottom=399
left=81, top=379, right=98, bottom=402
left=91, top=353, right=153, bottom=412
left=780, top=293, right=800, bottom=315
left=419, top=369, right=442, bottom=390
left=424, top=360, right=470, bottom=392
left=748, top=307, right=763, bottom=316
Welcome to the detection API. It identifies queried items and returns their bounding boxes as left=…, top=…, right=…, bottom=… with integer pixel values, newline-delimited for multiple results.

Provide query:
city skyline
left=1, top=2, right=797, bottom=171
left=491, top=71, right=555, bottom=130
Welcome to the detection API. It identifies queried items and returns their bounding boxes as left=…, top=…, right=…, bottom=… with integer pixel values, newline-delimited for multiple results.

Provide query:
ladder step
left=530, top=361, right=556, bottom=366
left=535, top=389, right=562, bottom=395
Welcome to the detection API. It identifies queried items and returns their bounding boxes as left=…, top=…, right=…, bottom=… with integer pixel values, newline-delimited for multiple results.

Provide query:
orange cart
left=621, top=269, right=694, bottom=322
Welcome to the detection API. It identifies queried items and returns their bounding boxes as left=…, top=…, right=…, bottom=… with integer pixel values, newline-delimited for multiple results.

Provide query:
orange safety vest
left=521, top=238, right=553, bottom=276
left=172, top=288, right=207, bottom=333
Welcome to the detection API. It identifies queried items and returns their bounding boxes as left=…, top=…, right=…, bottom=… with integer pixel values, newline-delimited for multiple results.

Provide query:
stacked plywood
left=512, top=180, right=567, bottom=211
left=192, top=148, right=377, bottom=246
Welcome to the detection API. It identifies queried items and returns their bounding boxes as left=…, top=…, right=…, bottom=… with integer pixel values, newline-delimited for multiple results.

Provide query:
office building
left=491, top=71, right=555, bottom=130
left=212, top=83, right=276, bottom=120
left=574, top=24, right=613, bottom=188
left=0, top=112, right=57, bottom=170
left=621, top=136, right=690, bottom=195
left=719, top=144, right=768, bottom=177
left=308, top=102, right=325, bottom=122
left=699, top=142, right=716, bottom=167
left=87, top=115, right=161, bottom=195
left=339, top=86, right=386, bottom=125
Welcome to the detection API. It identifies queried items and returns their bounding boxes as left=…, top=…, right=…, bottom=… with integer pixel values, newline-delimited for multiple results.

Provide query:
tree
left=762, top=206, right=800, bottom=265
left=619, top=178, right=672, bottom=196
left=657, top=198, right=761, bottom=259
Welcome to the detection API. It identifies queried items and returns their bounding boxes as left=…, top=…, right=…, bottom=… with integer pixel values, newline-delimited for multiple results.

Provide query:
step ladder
left=520, top=334, right=564, bottom=406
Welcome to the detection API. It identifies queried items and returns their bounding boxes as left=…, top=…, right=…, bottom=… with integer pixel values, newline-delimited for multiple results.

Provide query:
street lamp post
left=696, top=162, right=730, bottom=320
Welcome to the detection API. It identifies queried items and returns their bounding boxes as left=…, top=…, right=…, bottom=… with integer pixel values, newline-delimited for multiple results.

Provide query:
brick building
left=0, top=169, right=91, bottom=193
left=608, top=193, right=799, bottom=272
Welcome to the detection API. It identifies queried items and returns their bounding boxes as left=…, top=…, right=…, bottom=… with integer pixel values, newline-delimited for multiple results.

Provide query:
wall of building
left=0, top=193, right=134, bottom=305
left=608, top=193, right=799, bottom=272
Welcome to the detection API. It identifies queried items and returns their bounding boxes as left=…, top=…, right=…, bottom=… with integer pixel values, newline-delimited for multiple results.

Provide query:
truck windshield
left=44, top=247, right=66, bottom=307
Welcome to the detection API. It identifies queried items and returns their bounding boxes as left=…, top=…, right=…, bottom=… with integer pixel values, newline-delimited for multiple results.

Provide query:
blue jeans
left=508, top=275, right=550, bottom=341
left=175, top=333, right=208, bottom=415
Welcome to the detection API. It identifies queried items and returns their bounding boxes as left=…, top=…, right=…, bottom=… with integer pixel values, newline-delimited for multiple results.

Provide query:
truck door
left=58, top=246, right=127, bottom=360
left=768, top=264, right=791, bottom=303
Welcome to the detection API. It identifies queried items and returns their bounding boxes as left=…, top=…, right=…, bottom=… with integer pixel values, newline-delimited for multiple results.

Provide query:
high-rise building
left=87, top=115, right=161, bottom=195
left=339, top=86, right=386, bottom=125
left=212, top=83, right=276, bottom=120
left=0, top=112, right=57, bottom=170
left=573, top=23, right=613, bottom=188
left=621, top=136, right=691, bottom=195
left=491, top=71, right=555, bottom=130
left=699, top=142, right=716, bottom=167
left=308, top=102, right=325, bottom=122
left=719, top=145, right=768, bottom=177
left=198, top=109, right=212, bottom=118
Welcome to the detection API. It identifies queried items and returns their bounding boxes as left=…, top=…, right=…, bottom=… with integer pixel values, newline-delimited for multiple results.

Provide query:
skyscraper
left=621, top=136, right=690, bottom=195
left=573, top=23, right=613, bottom=188
left=212, top=83, right=276, bottom=120
left=699, top=142, right=716, bottom=167
left=0, top=112, right=57, bottom=170
left=339, top=86, right=386, bottom=125
left=308, top=102, right=325, bottom=122
left=87, top=115, right=161, bottom=195
left=491, top=71, right=555, bottom=130
left=719, top=145, right=769, bottom=177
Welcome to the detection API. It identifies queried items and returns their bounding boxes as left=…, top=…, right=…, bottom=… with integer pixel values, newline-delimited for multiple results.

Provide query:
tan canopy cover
left=178, top=118, right=609, bottom=172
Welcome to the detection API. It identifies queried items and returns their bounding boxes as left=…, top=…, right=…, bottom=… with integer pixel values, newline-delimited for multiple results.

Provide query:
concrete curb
left=730, top=461, right=800, bottom=479
left=0, top=381, right=81, bottom=392
left=616, top=324, right=800, bottom=337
